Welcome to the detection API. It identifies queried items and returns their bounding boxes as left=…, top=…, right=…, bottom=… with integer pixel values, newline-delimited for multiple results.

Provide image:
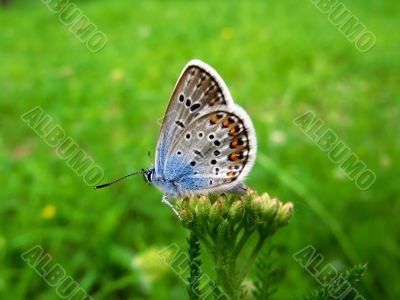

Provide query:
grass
left=0, top=0, right=399, bottom=299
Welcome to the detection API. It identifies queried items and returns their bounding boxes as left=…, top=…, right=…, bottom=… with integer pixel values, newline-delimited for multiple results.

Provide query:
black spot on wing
left=194, top=150, right=203, bottom=158
left=175, top=120, right=185, bottom=128
left=190, top=103, right=201, bottom=111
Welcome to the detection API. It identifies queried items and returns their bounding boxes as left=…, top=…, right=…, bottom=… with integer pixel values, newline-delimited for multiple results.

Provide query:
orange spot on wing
left=209, top=97, right=218, bottom=106
left=229, top=152, right=241, bottom=162
left=210, top=114, right=223, bottom=125
left=230, top=138, right=244, bottom=149
left=223, top=117, right=235, bottom=128
left=229, top=125, right=240, bottom=136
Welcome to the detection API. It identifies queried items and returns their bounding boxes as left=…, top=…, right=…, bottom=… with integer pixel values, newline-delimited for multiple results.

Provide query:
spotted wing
left=164, top=105, right=257, bottom=194
left=155, top=60, right=233, bottom=176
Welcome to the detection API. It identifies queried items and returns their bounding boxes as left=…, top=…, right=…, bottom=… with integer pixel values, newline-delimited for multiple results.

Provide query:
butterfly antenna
left=94, top=170, right=146, bottom=189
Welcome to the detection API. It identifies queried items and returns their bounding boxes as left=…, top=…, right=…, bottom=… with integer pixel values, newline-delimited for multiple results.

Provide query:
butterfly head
left=143, top=168, right=155, bottom=183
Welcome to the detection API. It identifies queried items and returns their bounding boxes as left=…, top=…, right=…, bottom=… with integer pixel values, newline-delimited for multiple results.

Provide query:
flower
left=177, top=190, right=293, bottom=236
left=276, top=202, right=294, bottom=226
left=41, top=204, right=56, bottom=219
left=132, top=247, right=171, bottom=286
left=379, top=154, right=391, bottom=167
left=175, top=190, right=293, bottom=299
left=137, top=25, right=151, bottom=38
left=58, top=66, right=74, bottom=77
left=269, top=129, right=287, bottom=145
left=221, top=27, right=234, bottom=40
left=229, top=200, right=244, bottom=223
left=110, top=68, right=125, bottom=81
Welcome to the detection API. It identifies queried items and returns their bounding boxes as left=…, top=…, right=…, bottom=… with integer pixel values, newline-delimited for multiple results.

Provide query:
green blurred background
left=0, top=0, right=399, bottom=299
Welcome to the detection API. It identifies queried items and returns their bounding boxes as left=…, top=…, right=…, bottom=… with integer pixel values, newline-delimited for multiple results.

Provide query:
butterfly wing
left=163, top=104, right=257, bottom=195
left=155, top=60, right=233, bottom=176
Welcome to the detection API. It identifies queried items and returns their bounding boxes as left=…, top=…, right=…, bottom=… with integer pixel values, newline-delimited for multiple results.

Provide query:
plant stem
left=234, top=222, right=243, bottom=237
left=232, top=229, right=252, bottom=259
left=238, top=235, right=267, bottom=282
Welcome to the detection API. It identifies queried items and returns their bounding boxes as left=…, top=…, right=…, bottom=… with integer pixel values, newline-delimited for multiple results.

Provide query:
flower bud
left=245, top=188, right=257, bottom=197
left=196, top=195, right=211, bottom=217
left=216, top=194, right=229, bottom=215
left=246, top=195, right=264, bottom=229
left=251, top=196, right=263, bottom=214
left=176, top=198, right=189, bottom=209
left=276, top=202, right=294, bottom=226
left=229, top=200, right=244, bottom=223
left=209, top=200, right=223, bottom=228
left=260, top=198, right=280, bottom=221
left=195, top=196, right=211, bottom=232
left=179, top=208, right=191, bottom=226
left=260, top=192, right=271, bottom=202
left=188, top=196, right=198, bottom=211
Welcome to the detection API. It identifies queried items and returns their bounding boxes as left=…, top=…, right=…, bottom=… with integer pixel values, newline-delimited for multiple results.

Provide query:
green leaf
left=298, top=264, right=367, bottom=300
left=253, top=245, right=283, bottom=300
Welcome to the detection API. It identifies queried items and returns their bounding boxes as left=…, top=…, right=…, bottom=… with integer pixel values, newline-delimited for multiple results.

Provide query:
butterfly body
left=146, top=60, right=257, bottom=205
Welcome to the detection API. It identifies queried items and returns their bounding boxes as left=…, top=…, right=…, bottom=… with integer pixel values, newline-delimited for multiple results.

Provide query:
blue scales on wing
left=163, top=108, right=255, bottom=196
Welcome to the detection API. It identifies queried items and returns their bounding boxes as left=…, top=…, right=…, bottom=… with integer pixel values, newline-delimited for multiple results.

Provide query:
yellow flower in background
left=110, top=68, right=125, bottom=81
left=58, top=66, right=74, bottom=78
left=379, top=154, right=391, bottom=167
left=41, top=205, right=56, bottom=219
left=137, top=24, right=151, bottom=38
left=131, top=247, right=173, bottom=285
left=241, top=278, right=256, bottom=299
left=221, top=27, right=234, bottom=40
left=269, top=129, right=287, bottom=146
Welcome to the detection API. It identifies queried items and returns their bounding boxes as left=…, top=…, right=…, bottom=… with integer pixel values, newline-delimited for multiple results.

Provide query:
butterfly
left=96, top=60, right=257, bottom=218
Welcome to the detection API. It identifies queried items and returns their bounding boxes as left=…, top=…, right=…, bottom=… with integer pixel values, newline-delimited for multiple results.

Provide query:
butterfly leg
left=161, top=194, right=182, bottom=220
